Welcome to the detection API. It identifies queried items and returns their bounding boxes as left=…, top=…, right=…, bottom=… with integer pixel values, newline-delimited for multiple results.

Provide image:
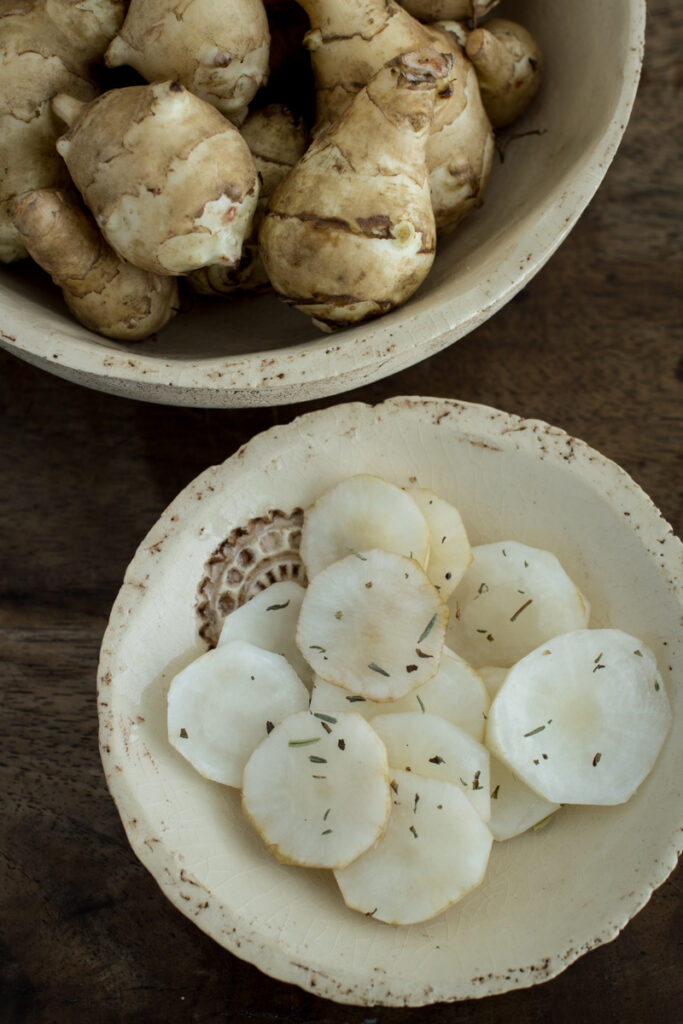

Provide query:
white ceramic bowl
left=1, top=0, right=645, bottom=408
left=98, top=396, right=681, bottom=1006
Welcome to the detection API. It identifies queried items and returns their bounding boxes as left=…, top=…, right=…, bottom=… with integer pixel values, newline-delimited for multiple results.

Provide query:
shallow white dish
left=1, top=0, right=645, bottom=407
left=98, top=396, right=681, bottom=1006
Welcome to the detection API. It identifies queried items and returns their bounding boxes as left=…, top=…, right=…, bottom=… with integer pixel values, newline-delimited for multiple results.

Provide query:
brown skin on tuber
left=465, top=18, right=543, bottom=128
left=54, top=81, right=260, bottom=277
left=295, top=0, right=493, bottom=232
left=13, top=189, right=178, bottom=341
left=398, top=1, right=499, bottom=23
left=105, top=0, right=270, bottom=125
left=259, top=48, right=451, bottom=331
left=0, top=0, right=125, bottom=263
left=190, top=104, right=308, bottom=296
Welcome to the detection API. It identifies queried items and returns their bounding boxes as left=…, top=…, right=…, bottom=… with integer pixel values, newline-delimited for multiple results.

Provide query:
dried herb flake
left=266, top=600, right=290, bottom=611
left=288, top=737, right=320, bottom=747
left=418, top=613, right=438, bottom=644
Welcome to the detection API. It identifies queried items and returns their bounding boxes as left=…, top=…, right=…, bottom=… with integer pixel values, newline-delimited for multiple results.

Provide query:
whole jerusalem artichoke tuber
left=54, top=81, right=260, bottom=276
left=13, top=188, right=178, bottom=341
left=0, top=0, right=125, bottom=263
left=259, top=48, right=452, bottom=330
left=105, top=0, right=271, bottom=125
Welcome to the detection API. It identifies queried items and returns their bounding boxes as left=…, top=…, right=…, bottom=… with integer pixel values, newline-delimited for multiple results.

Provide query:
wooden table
left=2, top=7, right=681, bottom=1023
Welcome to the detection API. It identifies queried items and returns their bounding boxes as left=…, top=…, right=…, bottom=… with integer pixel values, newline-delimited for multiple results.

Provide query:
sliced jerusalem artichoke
left=13, top=189, right=178, bottom=341
left=189, top=104, right=308, bottom=296
left=485, top=630, right=672, bottom=805
left=300, top=475, right=430, bottom=580
left=334, top=769, right=493, bottom=925
left=242, top=710, right=391, bottom=868
left=297, top=549, right=448, bottom=700
left=310, top=645, right=489, bottom=741
left=465, top=18, right=543, bottom=128
left=487, top=756, right=560, bottom=842
left=407, top=487, right=472, bottom=598
left=373, top=712, right=491, bottom=821
left=478, top=664, right=508, bottom=699
left=54, top=81, right=260, bottom=276
left=167, top=640, right=309, bottom=787
left=217, top=580, right=312, bottom=688
left=105, top=0, right=270, bottom=125
left=259, top=48, right=449, bottom=330
left=447, top=540, right=590, bottom=668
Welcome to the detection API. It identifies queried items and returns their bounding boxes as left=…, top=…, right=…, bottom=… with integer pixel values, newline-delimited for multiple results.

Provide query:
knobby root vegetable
left=13, top=189, right=178, bottom=340
left=0, top=0, right=124, bottom=263
left=105, top=0, right=270, bottom=125
left=424, top=23, right=494, bottom=230
left=465, top=18, right=542, bottom=128
left=295, top=0, right=493, bottom=232
left=54, top=81, right=260, bottom=276
left=190, top=104, right=308, bottom=296
left=259, top=49, right=450, bottom=330
left=398, top=1, right=499, bottom=23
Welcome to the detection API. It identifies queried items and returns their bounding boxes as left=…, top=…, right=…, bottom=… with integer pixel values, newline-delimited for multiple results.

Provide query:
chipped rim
left=0, top=0, right=646, bottom=408
left=97, top=396, right=682, bottom=1006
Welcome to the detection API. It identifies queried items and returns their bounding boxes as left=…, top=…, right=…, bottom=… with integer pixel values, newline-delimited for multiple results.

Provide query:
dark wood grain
left=1, top=2, right=681, bottom=1021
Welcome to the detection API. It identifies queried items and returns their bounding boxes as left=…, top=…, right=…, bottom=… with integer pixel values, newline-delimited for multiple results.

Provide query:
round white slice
left=372, top=712, right=491, bottom=821
left=447, top=540, right=590, bottom=668
left=488, top=757, right=560, bottom=841
left=217, top=581, right=312, bottom=688
left=486, top=629, right=672, bottom=805
left=310, top=645, right=489, bottom=740
left=334, top=769, right=493, bottom=925
left=407, top=487, right=472, bottom=599
left=300, top=474, right=430, bottom=579
left=478, top=665, right=508, bottom=700
left=167, top=640, right=309, bottom=787
left=297, top=549, right=448, bottom=700
left=242, top=710, right=391, bottom=869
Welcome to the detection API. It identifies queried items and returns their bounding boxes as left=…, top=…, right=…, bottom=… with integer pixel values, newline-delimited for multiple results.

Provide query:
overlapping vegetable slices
left=166, top=473, right=672, bottom=926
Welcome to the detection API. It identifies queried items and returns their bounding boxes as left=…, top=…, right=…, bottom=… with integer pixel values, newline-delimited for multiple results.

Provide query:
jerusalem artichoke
left=13, top=188, right=178, bottom=340
left=54, top=81, right=260, bottom=276
left=105, top=0, right=270, bottom=125
left=0, top=0, right=124, bottom=263
left=259, top=48, right=451, bottom=330
left=465, top=18, right=543, bottom=128
left=294, top=0, right=493, bottom=231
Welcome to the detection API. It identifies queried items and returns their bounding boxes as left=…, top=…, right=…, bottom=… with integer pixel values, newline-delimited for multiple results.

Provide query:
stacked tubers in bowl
left=1, top=0, right=543, bottom=340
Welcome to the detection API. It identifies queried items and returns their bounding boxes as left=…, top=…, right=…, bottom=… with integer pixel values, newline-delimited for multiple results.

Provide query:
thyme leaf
left=288, top=737, right=320, bottom=747
left=346, top=694, right=366, bottom=703
left=266, top=600, right=290, bottom=611
left=592, top=752, right=602, bottom=766
left=309, top=755, right=328, bottom=764
left=491, top=784, right=500, bottom=800
left=314, top=713, right=337, bottom=724
left=416, top=694, right=425, bottom=713
left=368, top=662, right=390, bottom=676
left=523, top=725, right=546, bottom=737
left=409, top=825, right=418, bottom=838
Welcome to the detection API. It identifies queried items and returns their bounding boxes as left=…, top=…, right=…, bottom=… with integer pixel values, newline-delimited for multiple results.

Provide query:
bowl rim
left=97, top=395, right=682, bottom=1006
left=0, top=0, right=647, bottom=408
